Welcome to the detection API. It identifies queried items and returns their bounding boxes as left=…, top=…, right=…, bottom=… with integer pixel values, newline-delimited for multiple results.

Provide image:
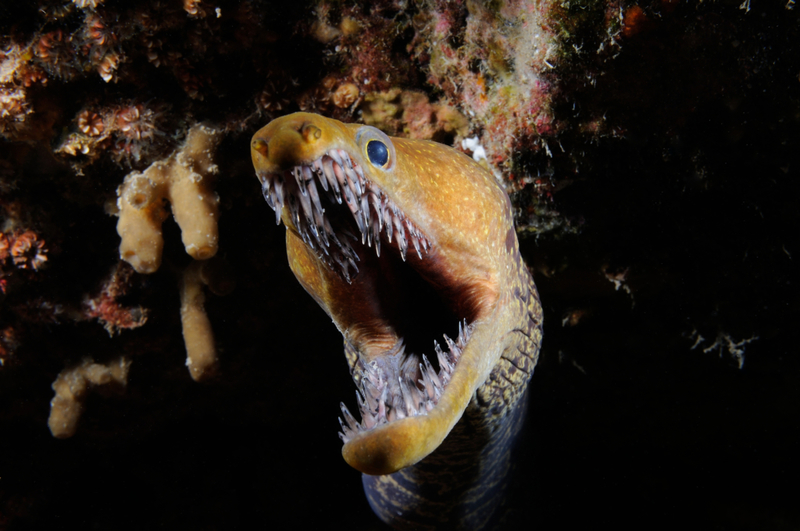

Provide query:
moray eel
left=251, top=113, right=542, bottom=530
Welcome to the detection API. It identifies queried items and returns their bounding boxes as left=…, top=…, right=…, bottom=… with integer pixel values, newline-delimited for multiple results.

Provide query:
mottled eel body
left=251, top=113, right=542, bottom=530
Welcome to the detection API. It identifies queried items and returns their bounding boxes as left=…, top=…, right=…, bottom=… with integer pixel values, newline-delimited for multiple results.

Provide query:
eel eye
left=355, top=125, right=396, bottom=171
left=366, top=140, right=389, bottom=167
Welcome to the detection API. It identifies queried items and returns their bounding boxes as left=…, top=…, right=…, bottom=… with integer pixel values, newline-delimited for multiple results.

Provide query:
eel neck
left=361, top=272, right=543, bottom=530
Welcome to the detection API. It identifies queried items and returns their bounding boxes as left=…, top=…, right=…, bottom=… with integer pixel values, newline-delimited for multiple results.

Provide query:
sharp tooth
left=435, top=340, right=452, bottom=379
left=392, top=392, right=406, bottom=420
left=337, top=149, right=352, bottom=168
left=360, top=196, right=370, bottom=242
left=395, top=218, right=407, bottom=260
left=307, top=175, right=324, bottom=215
left=273, top=177, right=285, bottom=225
left=338, top=418, right=355, bottom=441
left=356, top=389, right=367, bottom=414
left=340, top=402, right=360, bottom=431
left=361, top=409, right=377, bottom=430
left=354, top=208, right=366, bottom=237
left=400, top=378, right=418, bottom=416
left=412, top=385, right=424, bottom=413
left=298, top=184, right=314, bottom=226
left=261, top=180, right=274, bottom=209
left=372, top=216, right=381, bottom=257
left=288, top=195, right=300, bottom=227
left=337, top=257, right=351, bottom=283
left=458, top=320, right=469, bottom=345
left=313, top=161, right=329, bottom=192
left=332, top=159, right=348, bottom=192
left=345, top=165, right=362, bottom=197
left=323, top=216, right=337, bottom=246
left=322, top=158, right=342, bottom=204
left=337, top=425, right=350, bottom=443
left=444, top=334, right=460, bottom=360
left=314, top=208, right=329, bottom=248
left=400, top=352, right=418, bottom=378
left=410, top=232, right=422, bottom=259
left=384, top=209, right=394, bottom=243
left=419, top=363, right=435, bottom=400
left=343, top=180, right=356, bottom=207
left=405, top=219, right=418, bottom=239
left=377, top=384, right=388, bottom=421
left=371, top=193, right=383, bottom=231
left=394, top=216, right=405, bottom=243
left=299, top=227, right=314, bottom=250
left=329, top=149, right=343, bottom=167
left=422, top=354, right=442, bottom=390
left=362, top=379, right=379, bottom=413
left=302, top=166, right=317, bottom=202
left=294, top=167, right=307, bottom=196
left=360, top=194, right=369, bottom=219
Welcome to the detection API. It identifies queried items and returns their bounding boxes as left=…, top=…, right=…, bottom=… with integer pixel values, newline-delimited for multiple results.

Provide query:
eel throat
left=251, top=113, right=543, bottom=529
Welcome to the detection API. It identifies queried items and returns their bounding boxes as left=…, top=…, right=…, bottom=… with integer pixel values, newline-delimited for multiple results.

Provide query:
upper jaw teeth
left=339, top=320, right=473, bottom=443
left=258, top=149, right=431, bottom=282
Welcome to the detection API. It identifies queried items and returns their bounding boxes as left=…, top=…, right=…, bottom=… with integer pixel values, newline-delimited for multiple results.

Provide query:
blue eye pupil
left=366, top=140, right=389, bottom=167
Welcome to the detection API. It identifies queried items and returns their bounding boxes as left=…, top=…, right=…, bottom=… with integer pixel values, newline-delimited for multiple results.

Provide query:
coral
left=34, top=30, right=81, bottom=81
left=9, top=230, right=48, bottom=270
left=82, top=263, right=148, bottom=335
left=256, top=79, right=294, bottom=118
left=411, top=0, right=561, bottom=185
left=687, top=330, right=759, bottom=370
left=112, top=102, right=167, bottom=164
left=361, top=88, right=468, bottom=142
left=183, top=0, right=206, bottom=18
left=115, top=123, right=221, bottom=274
left=332, top=82, right=360, bottom=109
left=76, top=109, right=105, bottom=136
left=73, top=0, right=105, bottom=9
left=56, top=101, right=172, bottom=169
left=47, top=356, right=132, bottom=438
left=0, top=230, right=48, bottom=293
left=309, top=2, right=421, bottom=91
left=0, top=326, right=19, bottom=367
left=96, top=51, right=121, bottom=82
left=0, top=86, right=31, bottom=139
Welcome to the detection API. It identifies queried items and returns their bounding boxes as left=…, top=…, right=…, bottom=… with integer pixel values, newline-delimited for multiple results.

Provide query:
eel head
left=251, top=113, right=519, bottom=475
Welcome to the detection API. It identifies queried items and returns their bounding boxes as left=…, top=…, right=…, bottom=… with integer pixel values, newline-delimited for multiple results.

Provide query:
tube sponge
left=116, top=123, right=222, bottom=273
left=179, top=256, right=235, bottom=382
left=48, top=356, right=132, bottom=438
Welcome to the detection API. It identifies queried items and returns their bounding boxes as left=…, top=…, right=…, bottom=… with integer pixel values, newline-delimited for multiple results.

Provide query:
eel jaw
left=252, top=119, right=499, bottom=475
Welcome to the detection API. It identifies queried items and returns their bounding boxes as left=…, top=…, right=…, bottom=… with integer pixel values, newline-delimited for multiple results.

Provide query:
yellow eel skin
left=251, top=113, right=542, bottom=530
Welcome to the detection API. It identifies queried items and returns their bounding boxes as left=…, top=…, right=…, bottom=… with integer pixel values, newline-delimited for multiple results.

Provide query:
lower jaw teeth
left=338, top=321, right=472, bottom=443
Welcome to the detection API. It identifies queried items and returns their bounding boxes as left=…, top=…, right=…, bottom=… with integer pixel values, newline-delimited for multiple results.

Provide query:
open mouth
left=255, top=147, right=474, bottom=444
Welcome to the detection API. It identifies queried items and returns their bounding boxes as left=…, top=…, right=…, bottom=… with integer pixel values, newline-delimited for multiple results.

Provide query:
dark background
left=1, top=0, right=798, bottom=529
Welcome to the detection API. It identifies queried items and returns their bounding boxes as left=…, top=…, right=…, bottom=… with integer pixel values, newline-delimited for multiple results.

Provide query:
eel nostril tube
left=301, top=123, right=322, bottom=142
left=252, top=138, right=268, bottom=157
